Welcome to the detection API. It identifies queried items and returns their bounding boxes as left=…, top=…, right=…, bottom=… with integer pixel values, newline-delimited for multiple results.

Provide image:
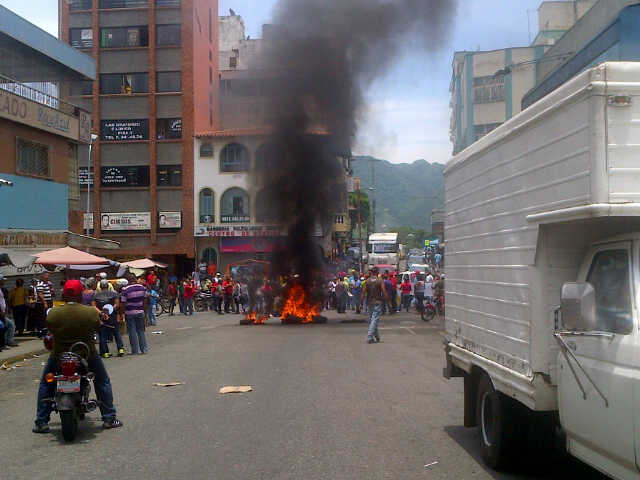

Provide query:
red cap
left=63, top=279, right=84, bottom=298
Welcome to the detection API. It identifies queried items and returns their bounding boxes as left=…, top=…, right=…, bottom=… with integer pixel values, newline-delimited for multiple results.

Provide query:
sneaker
left=117, top=348, right=125, bottom=357
left=102, top=353, right=111, bottom=359
left=103, top=418, right=123, bottom=429
left=32, top=422, right=50, bottom=433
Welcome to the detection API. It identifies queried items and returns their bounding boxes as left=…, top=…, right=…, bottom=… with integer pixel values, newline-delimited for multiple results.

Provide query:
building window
left=17, top=139, right=50, bottom=178
left=335, top=215, right=345, bottom=224
left=199, top=188, right=214, bottom=223
left=156, top=24, right=181, bottom=46
left=157, top=165, right=182, bottom=186
left=157, top=118, right=182, bottom=140
left=474, top=123, right=502, bottom=140
left=229, top=56, right=237, bottom=68
left=100, top=73, right=148, bottom=94
left=156, top=71, right=181, bottom=92
left=100, top=26, right=149, bottom=48
left=200, top=143, right=213, bottom=157
left=69, top=0, right=92, bottom=10
left=156, top=0, right=180, bottom=6
left=69, top=28, right=93, bottom=48
left=201, top=247, right=217, bottom=266
left=99, top=0, right=148, bottom=8
left=473, top=74, right=505, bottom=104
left=220, top=143, right=249, bottom=172
left=70, top=80, right=93, bottom=96
left=220, top=188, right=250, bottom=223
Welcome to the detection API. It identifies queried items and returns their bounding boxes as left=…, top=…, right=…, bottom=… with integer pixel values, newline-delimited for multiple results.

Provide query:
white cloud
left=354, top=97, right=452, bottom=164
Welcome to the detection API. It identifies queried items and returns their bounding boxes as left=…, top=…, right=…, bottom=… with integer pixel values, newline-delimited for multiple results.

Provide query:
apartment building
left=59, top=0, right=219, bottom=273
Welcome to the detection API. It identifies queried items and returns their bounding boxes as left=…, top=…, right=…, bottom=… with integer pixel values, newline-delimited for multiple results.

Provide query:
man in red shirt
left=222, top=277, right=233, bottom=313
left=183, top=278, right=195, bottom=316
left=400, top=276, right=412, bottom=312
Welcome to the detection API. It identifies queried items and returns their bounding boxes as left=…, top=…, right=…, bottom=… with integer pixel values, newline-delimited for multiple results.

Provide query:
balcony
left=0, top=74, right=91, bottom=143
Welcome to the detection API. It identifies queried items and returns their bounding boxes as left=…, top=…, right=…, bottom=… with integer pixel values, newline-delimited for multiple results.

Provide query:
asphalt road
left=1, top=309, right=607, bottom=480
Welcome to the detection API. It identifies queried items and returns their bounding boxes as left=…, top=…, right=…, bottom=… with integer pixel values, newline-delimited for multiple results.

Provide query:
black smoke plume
left=252, top=0, right=457, bottom=289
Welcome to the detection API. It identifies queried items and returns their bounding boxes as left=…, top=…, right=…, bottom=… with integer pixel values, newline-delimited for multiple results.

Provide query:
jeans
left=13, top=304, right=27, bottom=333
left=35, top=355, right=117, bottom=425
left=178, top=296, right=184, bottom=314
left=183, top=297, right=194, bottom=315
left=353, top=293, right=361, bottom=313
left=401, top=294, right=412, bottom=312
left=4, top=316, right=15, bottom=344
left=149, top=306, right=157, bottom=325
left=125, top=313, right=148, bottom=355
left=367, top=303, right=382, bottom=341
left=169, top=297, right=176, bottom=315
left=99, top=322, right=123, bottom=355
left=414, top=292, right=425, bottom=312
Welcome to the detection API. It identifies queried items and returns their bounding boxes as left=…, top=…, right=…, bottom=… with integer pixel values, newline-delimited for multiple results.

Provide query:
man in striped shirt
left=35, top=272, right=54, bottom=332
left=120, top=275, right=148, bottom=355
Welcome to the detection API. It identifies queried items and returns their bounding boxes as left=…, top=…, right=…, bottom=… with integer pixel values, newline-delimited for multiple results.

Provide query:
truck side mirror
left=560, top=282, right=597, bottom=331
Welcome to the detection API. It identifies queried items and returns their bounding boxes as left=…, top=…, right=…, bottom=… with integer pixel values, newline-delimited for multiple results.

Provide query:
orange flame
left=281, top=284, right=320, bottom=324
left=245, top=312, right=268, bottom=325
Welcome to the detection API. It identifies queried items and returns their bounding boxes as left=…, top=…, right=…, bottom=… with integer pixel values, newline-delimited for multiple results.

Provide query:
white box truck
left=442, top=62, right=640, bottom=479
left=367, top=232, right=400, bottom=271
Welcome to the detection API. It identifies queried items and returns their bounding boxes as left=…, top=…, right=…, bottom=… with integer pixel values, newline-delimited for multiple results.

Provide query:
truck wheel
left=476, top=374, right=515, bottom=469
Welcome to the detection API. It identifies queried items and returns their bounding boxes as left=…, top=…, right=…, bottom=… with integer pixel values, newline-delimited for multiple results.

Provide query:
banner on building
left=220, top=237, right=285, bottom=253
left=101, top=166, right=149, bottom=187
left=220, top=215, right=251, bottom=223
left=101, top=212, right=151, bottom=231
left=100, top=119, right=149, bottom=141
left=194, top=225, right=284, bottom=237
left=84, top=213, right=93, bottom=231
left=79, top=167, right=94, bottom=186
left=159, top=211, right=181, bottom=229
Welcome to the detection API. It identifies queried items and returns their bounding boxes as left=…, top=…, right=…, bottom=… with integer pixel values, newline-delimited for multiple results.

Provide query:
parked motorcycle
left=420, top=295, right=445, bottom=322
left=43, top=338, right=99, bottom=442
left=194, top=291, right=213, bottom=312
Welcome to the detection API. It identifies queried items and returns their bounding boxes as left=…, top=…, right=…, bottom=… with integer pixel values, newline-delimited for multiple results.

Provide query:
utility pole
left=357, top=179, right=363, bottom=274
left=370, top=159, right=377, bottom=233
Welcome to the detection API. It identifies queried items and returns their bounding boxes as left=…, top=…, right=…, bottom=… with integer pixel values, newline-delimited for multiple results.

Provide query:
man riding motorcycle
left=32, top=280, right=123, bottom=433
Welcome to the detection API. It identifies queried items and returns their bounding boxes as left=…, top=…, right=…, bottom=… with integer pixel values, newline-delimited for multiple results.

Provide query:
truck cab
left=367, top=233, right=399, bottom=271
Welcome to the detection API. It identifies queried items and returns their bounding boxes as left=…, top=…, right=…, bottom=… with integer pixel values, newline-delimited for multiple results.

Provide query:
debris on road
left=424, top=461, right=439, bottom=469
left=153, top=382, right=185, bottom=387
left=32, top=354, right=40, bottom=358
left=151, top=331, right=164, bottom=335
left=219, top=386, right=252, bottom=394
left=1, top=362, right=8, bottom=370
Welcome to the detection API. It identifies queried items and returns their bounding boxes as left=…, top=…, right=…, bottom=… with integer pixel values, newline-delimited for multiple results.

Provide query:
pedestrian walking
left=222, top=277, right=233, bottom=313
left=35, top=272, right=55, bottom=333
left=120, top=275, right=148, bottom=355
left=183, top=278, right=195, bottom=315
left=352, top=276, right=363, bottom=314
left=400, top=276, right=412, bottom=312
left=414, top=275, right=425, bottom=313
left=361, top=268, right=389, bottom=344
left=239, top=279, right=249, bottom=314
left=425, top=271, right=434, bottom=304
left=94, top=280, right=125, bottom=358
left=147, top=284, right=159, bottom=325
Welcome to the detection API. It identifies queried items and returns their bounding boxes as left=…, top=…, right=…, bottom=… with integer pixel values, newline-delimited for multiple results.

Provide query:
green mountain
left=352, top=156, right=444, bottom=231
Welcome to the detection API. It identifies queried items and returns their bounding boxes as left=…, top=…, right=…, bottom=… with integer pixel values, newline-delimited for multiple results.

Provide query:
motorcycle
left=194, top=291, right=213, bottom=312
left=43, top=337, right=99, bottom=442
left=420, top=294, right=445, bottom=322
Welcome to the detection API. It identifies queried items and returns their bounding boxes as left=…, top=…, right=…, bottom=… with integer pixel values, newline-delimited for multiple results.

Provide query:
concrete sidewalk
left=0, top=337, right=47, bottom=366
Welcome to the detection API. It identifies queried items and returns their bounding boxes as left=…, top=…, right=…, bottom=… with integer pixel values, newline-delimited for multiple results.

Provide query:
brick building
left=59, top=0, right=219, bottom=274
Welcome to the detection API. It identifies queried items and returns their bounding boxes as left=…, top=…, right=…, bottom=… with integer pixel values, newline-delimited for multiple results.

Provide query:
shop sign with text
left=159, top=211, right=182, bottom=228
left=194, top=225, right=284, bottom=237
left=101, top=212, right=151, bottom=231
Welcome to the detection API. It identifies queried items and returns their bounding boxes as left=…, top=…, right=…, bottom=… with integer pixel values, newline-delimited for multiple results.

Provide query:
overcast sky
left=0, top=0, right=544, bottom=164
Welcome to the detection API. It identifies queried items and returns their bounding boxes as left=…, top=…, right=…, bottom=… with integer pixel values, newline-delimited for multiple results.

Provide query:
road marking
left=403, top=327, right=418, bottom=335
left=175, top=326, right=193, bottom=330
left=200, top=325, right=217, bottom=330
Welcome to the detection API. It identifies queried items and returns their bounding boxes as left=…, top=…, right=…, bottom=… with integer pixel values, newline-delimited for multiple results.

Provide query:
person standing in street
left=183, top=277, right=195, bottom=316
left=352, top=276, right=362, bottom=314
left=335, top=277, right=346, bottom=313
left=9, top=278, right=28, bottom=336
left=94, top=280, right=125, bottom=358
left=147, top=283, right=159, bottom=325
left=0, top=278, right=8, bottom=351
left=35, top=272, right=55, bottom=333
left=361, top=268, right=389, bottom=344
left=400, top=276, right=412, bottom=313
left=120, top=275, right=148, bottom=355
left=168, top=280, right=178, bottom=316
left=424, top=271, right=434, bottom=305
left=414, top=275, right=425, bottom=313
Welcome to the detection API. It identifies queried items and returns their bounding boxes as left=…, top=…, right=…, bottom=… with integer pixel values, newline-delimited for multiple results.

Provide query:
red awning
left=33, top=246, right=111, bottom=266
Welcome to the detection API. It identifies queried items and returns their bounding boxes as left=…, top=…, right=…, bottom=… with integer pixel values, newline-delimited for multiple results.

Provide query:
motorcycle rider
left=32, top=280, right=123, bottom=433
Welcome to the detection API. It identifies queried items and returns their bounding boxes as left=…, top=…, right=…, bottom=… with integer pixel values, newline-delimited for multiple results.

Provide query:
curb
left=1, top=348, right=48, bottom=367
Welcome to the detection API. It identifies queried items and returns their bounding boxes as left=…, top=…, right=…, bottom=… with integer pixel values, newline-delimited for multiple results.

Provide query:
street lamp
left=86, top=133, right=98, bottom=237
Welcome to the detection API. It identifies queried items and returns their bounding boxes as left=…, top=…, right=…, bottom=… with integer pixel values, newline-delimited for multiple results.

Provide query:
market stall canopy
left=33, top=246, right=111, bottom=265
left=120, top=258, right=168, bottom=269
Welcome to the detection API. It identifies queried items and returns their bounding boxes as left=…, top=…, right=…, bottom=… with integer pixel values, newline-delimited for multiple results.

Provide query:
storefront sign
left=220, top=215, right=250, bottom=224
left=100, top=212, right=151, bottom=231
left=101, top=166, right=149, bottom=187
left=84, top=213, right=94, bottom=231
left=100, top=119, right=149, bottom=141
left=0, top=230, right=67, bottom=248
left=0, top=87, right=82, bottom=141
left=79, top=166, right=94, bottom=186
left=220, top=237, right=285, bottom=253
left=159, top=212, right=181, bottom=228
left=194, top=225, right=284, bottom=237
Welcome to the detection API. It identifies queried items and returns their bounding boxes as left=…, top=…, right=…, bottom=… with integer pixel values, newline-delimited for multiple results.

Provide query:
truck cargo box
left=444, top=62, right=640, bottom=409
